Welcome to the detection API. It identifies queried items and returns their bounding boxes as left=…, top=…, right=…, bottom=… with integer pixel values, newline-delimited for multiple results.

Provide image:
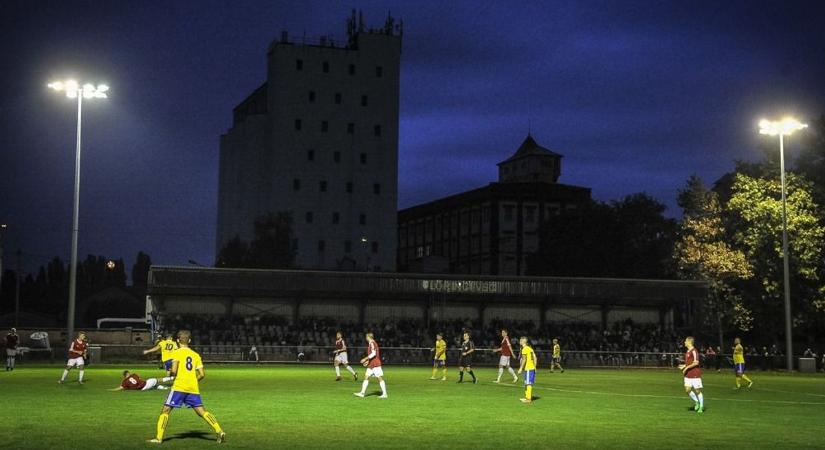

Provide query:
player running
left=550, top=338, right=564, bottom=373
left=430, top=333, right=448, bottom=381
left=59, top=331, right=88, bottom=384
left=5, top=328, right=19, bottom=371
left=149, top=330, right=225, bottom=444
left=517, top=336, right=538, bottom=404
left=143, top=332, right=179, bottom=374
left=110, top=370, right=173, bottom=391
left=354, top=332, right=388, bottom=398
left=678, top=336, right=704, bottom=414
left=492, top=329, right=518, bottom=383
left=457, top=331, right=477, bottom=384
left=333, top=331, right=358, bottom=381
left=733, top=337, right=753, bottom=390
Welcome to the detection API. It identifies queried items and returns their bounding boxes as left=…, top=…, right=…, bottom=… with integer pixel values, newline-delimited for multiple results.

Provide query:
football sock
left=742, top=374, right=752, bottom=384
left=459, top=371, right=464, bottom=382
left=78, top=370, right=85, bottom=382
left=156, top=412, right=169, bottom=441
left=442, top=367, right=447, bottom=378
left=379, top=380, right=387, bottom=395
left=202, top=412, right=223, bottom=433
left=688, top=391, right=698, bottom=402
left=60, top=370, right=69, bottom=382
left=432, top=367, right=437, bottom=377
left=360, top=379, right=369, bottom=394
left=526, top=385, right=533, bottom=400
left=469, top=371, right=476, bottom=381
left=10, top=357, right=14, bottom=369
left=335, top=366, right=341, bottom=377
left=161, top=376, right=174, bottom=383
left=496, top=367, right=503, bottom=381
left=735, top=376, right=741, bottom=388
left=507, top=367, right=516, bottom=378
left=346, top=365, right=356, bottom=375
left=697, top=393, right=704, bottom=408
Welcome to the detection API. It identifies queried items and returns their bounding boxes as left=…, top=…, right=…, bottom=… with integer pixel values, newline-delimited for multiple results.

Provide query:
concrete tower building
left=217, top=12, right=402, bottom=271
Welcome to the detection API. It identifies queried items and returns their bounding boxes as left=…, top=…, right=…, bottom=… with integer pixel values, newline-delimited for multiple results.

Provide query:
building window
left=345, top=240, right=352, bottom=253
left=375, top=66, right=383, bottom=77
left=360, top=153, right=367, bottom=164
left=347, top=123, right=355, bottom=134
left=373, top=183, right=381, bottom=195
left=416, top=246, right=424, bottom=258
left=503, top=205, right=515, bottom=222
left=361, top=95, right=368, bottom=106
left=307, top=149, right=315, bottom=161
left=293, top=179, right=301, bottom=190
left=318, top=240, right=326, bottom=251
left=334, top=151, right=341, bottom=163
left=335, top=93, right=342, bottom=104
left=308, top=91, right=315, bottom=102
left=346, top=182, right=353, bottom=193
left=373, top=125, right=382, bottom=136
left=525, top=206, right=536, bottom=223
left=319, top=180, right=327, bottom=192
left=371, top=242, right=379, bottom=254
left=322, top=61, right=329, bottom=73
left=321, top=121, right=329, bottom=132
left=296, top=59, right=303, bottom=71
left=292, top=238, right=299, bottom=251
left=305, top=211, right=314, bottom=223
left=332, top=212, right=340, bottom=224
left=359, top=213, right=366, bottom=225
left=349, top=64, right=356, bottom=75
left=294, top=119, right=302, bottom=130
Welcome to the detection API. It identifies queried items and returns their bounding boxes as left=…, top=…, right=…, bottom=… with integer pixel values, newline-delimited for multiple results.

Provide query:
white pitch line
left=489, top=383, right=825, bottom=406
left=751, top=386, right=825, bottom=398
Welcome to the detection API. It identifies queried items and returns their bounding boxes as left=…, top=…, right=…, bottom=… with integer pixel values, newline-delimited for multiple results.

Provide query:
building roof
left=497, top=134, right=563, bottom=166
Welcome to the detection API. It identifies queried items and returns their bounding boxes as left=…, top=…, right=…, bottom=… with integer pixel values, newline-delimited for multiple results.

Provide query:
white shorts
left=365, top=366, right=384, bottom=378
left=66, top=357, right=85, bottom=367
left=684, top=377, right=703, bottom=389
left=142, top=378, right=159, bottom=391
left=6, top=349, right=16, bottom=357
left=335, top=352, right=349, bottom=365
left=498, top=356, right=511, bottom=367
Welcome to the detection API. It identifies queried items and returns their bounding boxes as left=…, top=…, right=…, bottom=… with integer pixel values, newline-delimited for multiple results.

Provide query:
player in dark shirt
left=457, top=332, right=477, bottom=384
left=5, top=328, right=19, bottom=371
left=110, top=370, right=172, bottom=391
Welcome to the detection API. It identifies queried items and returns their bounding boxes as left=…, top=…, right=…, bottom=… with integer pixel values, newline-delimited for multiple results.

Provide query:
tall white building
left=217, top=13, right=402, bottom=271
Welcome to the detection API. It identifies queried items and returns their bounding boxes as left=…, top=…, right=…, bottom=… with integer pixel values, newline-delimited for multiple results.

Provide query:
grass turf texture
left=1, top=365, right=824, bottom=449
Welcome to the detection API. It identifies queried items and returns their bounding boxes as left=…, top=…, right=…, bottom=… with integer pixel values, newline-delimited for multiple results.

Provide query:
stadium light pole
left=48, top=80, right=109, bottom=344
left=758, top=117, right=808, bottom=372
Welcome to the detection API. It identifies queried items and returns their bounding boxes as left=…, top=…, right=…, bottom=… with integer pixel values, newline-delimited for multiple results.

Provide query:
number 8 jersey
left=171, top=347, right=204, bottom=394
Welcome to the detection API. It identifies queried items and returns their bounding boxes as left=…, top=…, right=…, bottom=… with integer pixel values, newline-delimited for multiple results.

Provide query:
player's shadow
left=364, top=391, right=383, bottom=397
left=164, top=431, right=214, bottom=442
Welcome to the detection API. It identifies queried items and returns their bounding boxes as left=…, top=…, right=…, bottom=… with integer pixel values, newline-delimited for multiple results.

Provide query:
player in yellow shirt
left=517, top=336, right=538, bottom=404
left=550, top=338, right=564, bottom=373
left=148, top=330, right=225, bottom=444
left=143, top=332, right=179, bottom=374
left=430, top=333, right=448, bottom=381
left=733, top=337, right=753, bottom=389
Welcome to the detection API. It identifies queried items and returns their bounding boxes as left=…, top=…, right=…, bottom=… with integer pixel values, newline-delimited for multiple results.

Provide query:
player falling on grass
left=517, top=336, right=538, bottom=403
left=550, top=338, right=564, bottom=373
left=733, top=337, right=753, bottom=390
left=354, top=332, right=388, bottom=398
left=457, top=331, right=477, bottom=384
left=5, top=328, right=19, bottom=371
left=333, top=331, right=358, bottom=381
left=143, top=332, right=179, bottom=374
left=492, top=329, right=518, bottom=383
left=678, top=336, right=704, bottom=414
left=110, top=370, right=173, bottom=391
left=149, top=330, right=225, bottom=444
left=59, top=331, right=88, bottom=384
left=430, top=333, right=448, bottom=380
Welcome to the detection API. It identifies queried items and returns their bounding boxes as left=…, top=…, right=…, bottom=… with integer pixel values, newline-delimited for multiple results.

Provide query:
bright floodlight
left=759, top=117, right=808, bottom=136
left=47, top=79, right=109, bottom=99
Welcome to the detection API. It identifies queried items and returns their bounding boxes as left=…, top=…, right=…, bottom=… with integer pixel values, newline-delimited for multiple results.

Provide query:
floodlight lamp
left=48, top=81, right=64, bottom=91
left=97, top=84, right=109, bottom=92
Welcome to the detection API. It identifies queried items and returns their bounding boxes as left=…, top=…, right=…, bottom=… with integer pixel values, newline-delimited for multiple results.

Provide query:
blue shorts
left=164, top=390, right=203, bottom=408
left=164, top=360, right=174, bottom=371
left=735, top=363, right=745, bottom=374
left=523, top=369, right=536, bottom=385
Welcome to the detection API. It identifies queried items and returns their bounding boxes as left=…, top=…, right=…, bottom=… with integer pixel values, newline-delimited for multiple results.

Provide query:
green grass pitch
left=1, top=365, right=823, bottom=449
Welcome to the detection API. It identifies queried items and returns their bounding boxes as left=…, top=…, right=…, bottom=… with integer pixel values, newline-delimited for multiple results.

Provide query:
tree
left=216, top=236, right=248, bottom=268
left=215, top=212, right=296, bottom=269
left=132, top=251, right=152, bottom=288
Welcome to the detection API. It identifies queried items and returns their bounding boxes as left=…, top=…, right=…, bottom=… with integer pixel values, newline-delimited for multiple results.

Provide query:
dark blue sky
left=1, top=0, right=824, bottom=276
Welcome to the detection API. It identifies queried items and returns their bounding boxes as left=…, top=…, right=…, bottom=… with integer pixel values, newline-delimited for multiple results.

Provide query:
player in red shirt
left=493, top=329, right=519, bottom=383
left=110, top=370, right=172, bottom=391
left=353, top=332, right=387, bottom=398
left=678, top=336, right=704, bottom=413
left=333, top=331, right=358, bottom=381
left=59, top=331, right=88, bottom=384
left=5, top=328, right=19, bottom=371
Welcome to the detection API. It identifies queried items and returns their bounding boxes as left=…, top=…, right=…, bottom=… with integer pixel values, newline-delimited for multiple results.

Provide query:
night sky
left=2, top=0, right=824, bottom=276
